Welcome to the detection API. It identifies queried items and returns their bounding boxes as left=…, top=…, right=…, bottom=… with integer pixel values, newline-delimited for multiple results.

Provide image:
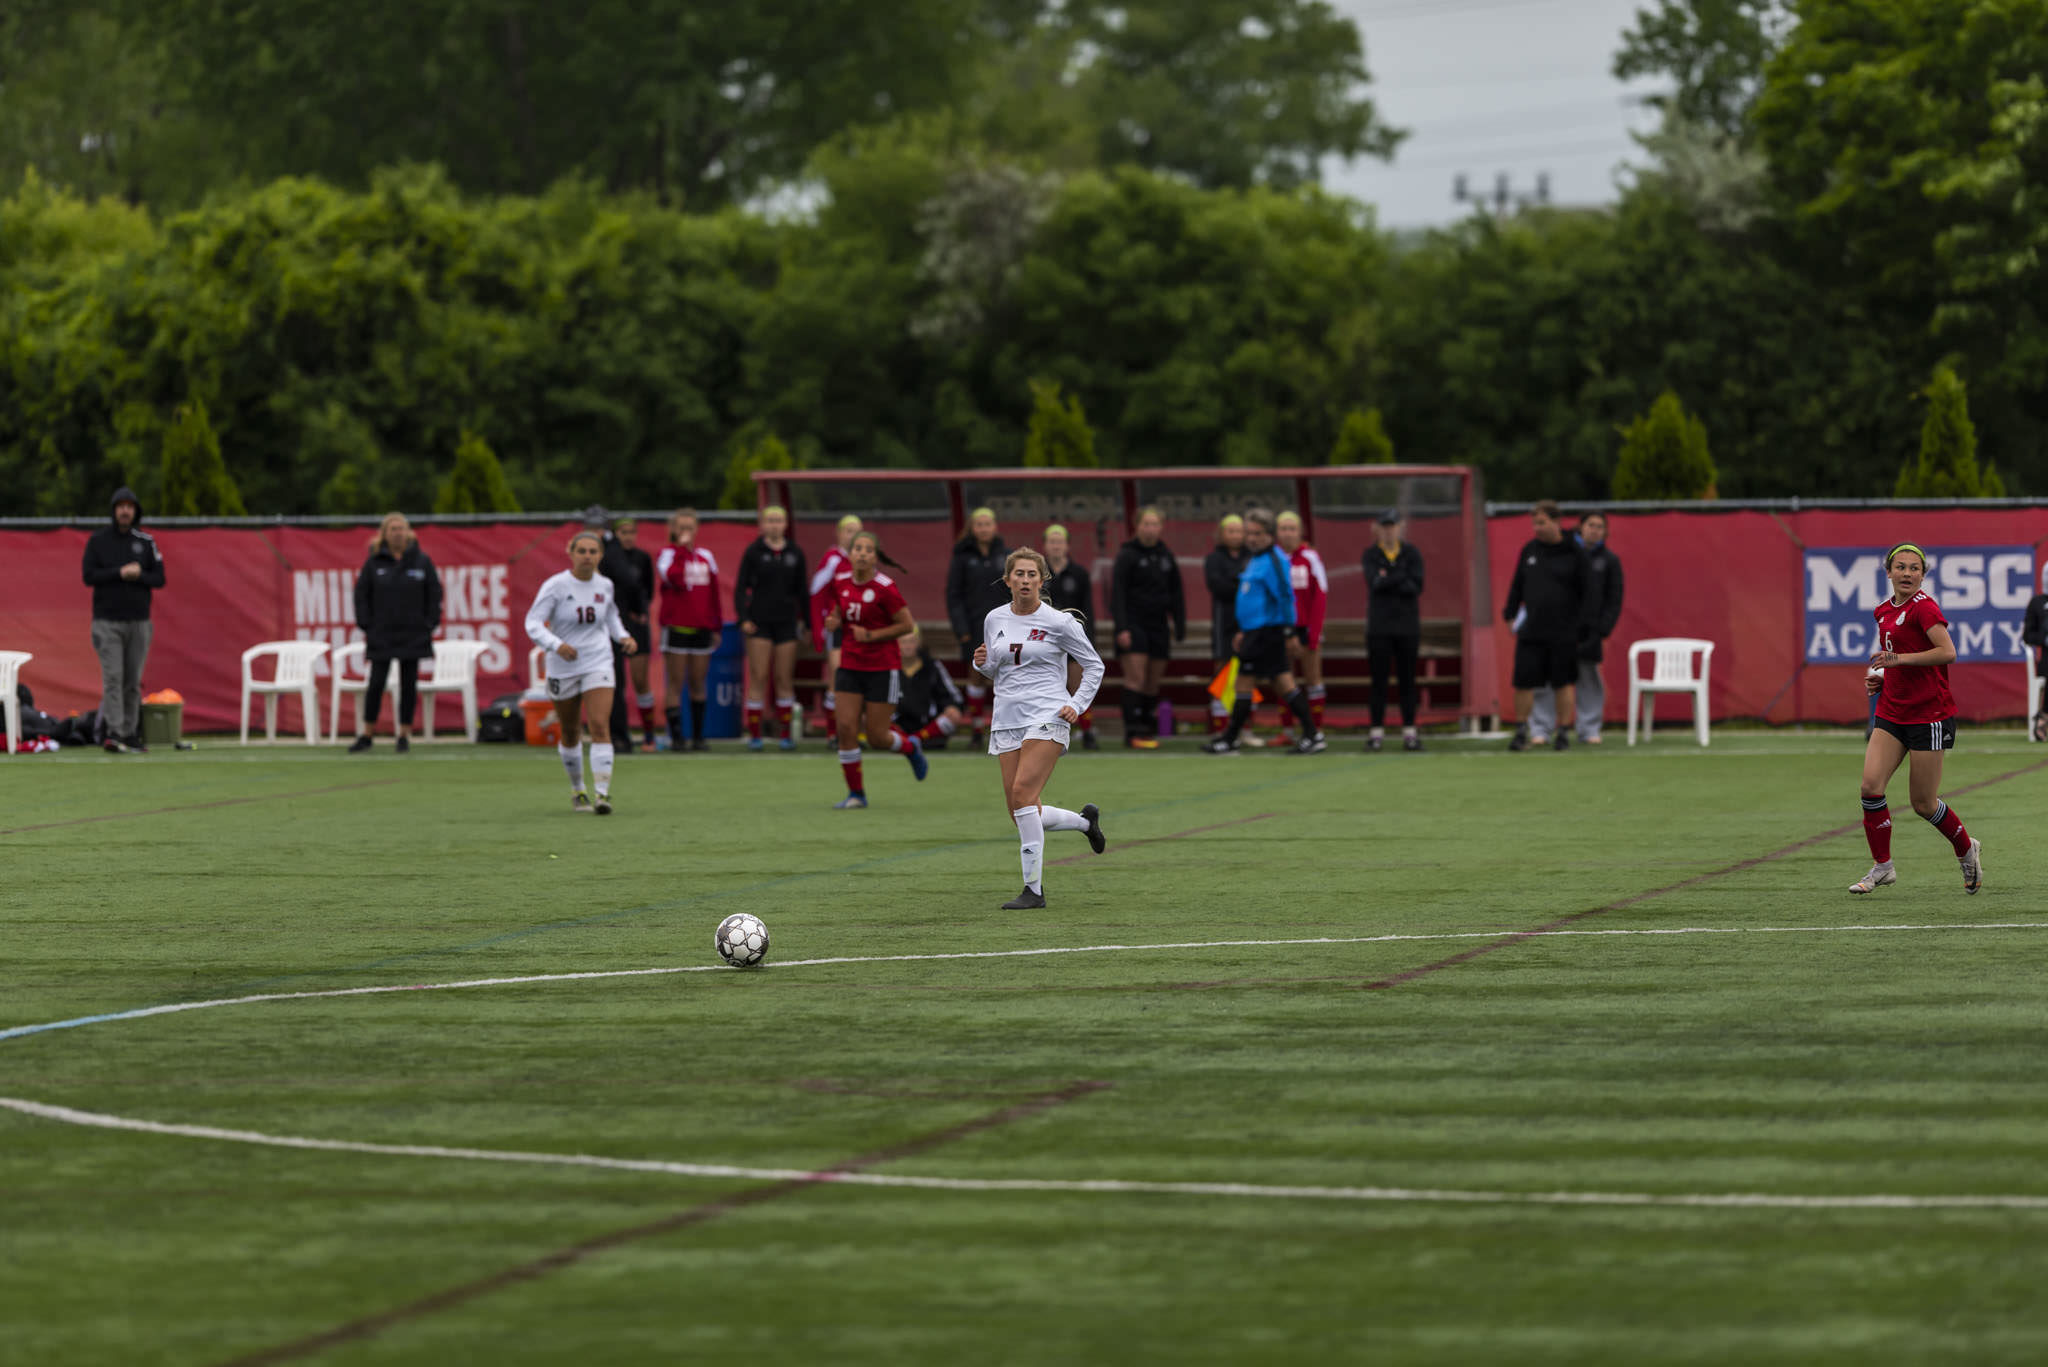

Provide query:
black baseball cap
left=1376, top=507, right=1403, bottom=525
left=580, top=503, right=610, bottom=527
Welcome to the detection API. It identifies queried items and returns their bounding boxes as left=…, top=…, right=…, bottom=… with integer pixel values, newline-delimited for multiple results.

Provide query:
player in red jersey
left=1277, top=512, right=1329, bottom=736
left=809, top=514, right=861, bottom=732
left=822, top=530, right=929, bottom=807
left=656, top=507, right=721, bottom=751
left=1852, top=541, right=1982, bottom=895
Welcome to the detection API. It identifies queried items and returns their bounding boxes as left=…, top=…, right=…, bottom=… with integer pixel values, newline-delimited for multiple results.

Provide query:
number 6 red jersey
left=834, top=570, right=909, bottom=672
left=1874, top=591, right=1955, bottom=725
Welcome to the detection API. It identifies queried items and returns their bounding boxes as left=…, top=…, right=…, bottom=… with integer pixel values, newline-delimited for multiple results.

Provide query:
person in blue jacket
left=1204, top=509, right=1325, bottom=755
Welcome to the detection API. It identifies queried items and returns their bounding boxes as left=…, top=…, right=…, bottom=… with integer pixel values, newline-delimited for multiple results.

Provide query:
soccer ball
left=715, top=913, right=769, bottom=968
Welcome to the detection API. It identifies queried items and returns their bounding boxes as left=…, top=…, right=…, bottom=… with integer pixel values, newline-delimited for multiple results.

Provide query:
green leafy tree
left=157, top=399, right=247, bottom=516
left=1895, top=365, right=2005, bottom=498
left=1611, top=391, right=1717, bottom=500
left=433, top=430, right=521, bottom=514
left=1023, top=378, right=1098, bottom=467
left=1330, top=407, right=1392, bottom=464
left=1612, top=0, right=1789, bottom=141
left=719, top=429, right=796, bottom=511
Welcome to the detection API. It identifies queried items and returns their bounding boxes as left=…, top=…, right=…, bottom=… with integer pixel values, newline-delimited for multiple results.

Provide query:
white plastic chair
left=2027, top=650, right=2042, bottom=743
left=328, top=641, right=372, bottom=740
left=0, top=650, right=32, bottom=755
left=1627, top=638, right=1715, bottom=747
left=529, top=645, right=548, bottom=691
left=241, top=641, right=329, bottom=744
left=419, top=639, right=492, bottom=742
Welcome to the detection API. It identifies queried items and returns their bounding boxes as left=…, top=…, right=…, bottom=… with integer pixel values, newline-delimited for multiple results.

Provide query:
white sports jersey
left=525, top=570, right=626, bottom=675
left=976, top=602, right=1104, bottom=730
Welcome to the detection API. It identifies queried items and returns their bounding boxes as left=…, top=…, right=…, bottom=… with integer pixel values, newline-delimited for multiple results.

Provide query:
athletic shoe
left=1293, top=732, right=1327, bottom=755
left=1584, top=734, right=1604, bottom=746
left=833, top=793, right=868, bottom=810
left=1240, top=734, right=1267, bottom=748
left=101, top=737, right=136, bottom=755
left=1365, top=735, right=1384, bottom=753
left=1960, top=837, right=1982, bottom=895
left=779, top=736, right=796, bottom=751
left=1202, top=737, right=1241, bottom=755
left=124, top=735, right=149, bottom=754
left=1001, top=888, right=1048, bottom=910
left=1848, top=863, right=1896, bottom=894
left=653, top=733, right=672, bottom=752
left=572, top=792, right=594, bottom=814
left=594, top=793, right=613, bottom=816
left=906, top=736, right=929, bottom=782
left=347, top=735, right=373, bottom=754
left=395, top=735, right=410, bottom=754
left=1552, top=729, right=1572, bottom=752
left=691, top=737, right=708, bottom=752
left=1403, top=734, right=1424, bottom=753
left=1081, top=802, right=1106, bottom=855
left=1125, top=736, right=1160, bottom=750
left=746, top=736, right=764, bottom=752
left=1507, top=726, right=1530, bottom=753
left=2034, top=712, right=2047, bottom=743
left=1080, top=729, right=1100, bottom=752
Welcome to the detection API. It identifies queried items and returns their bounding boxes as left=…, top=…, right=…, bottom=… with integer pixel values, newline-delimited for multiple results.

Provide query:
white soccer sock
left=1013, top=806, right=1044, bottom=893
left=1369, top=725, right=1385, bottom=741
left=1040, top=805, right=1089, bottom=832
left=558, top=743, right=585, bottom=792
left=935, top=715, right=958, bottom=736
left=634, top=691, right=655, bottom=711
left=823, top=692, right=836, bottom=712
left=590, top=743, right=615, bottom=795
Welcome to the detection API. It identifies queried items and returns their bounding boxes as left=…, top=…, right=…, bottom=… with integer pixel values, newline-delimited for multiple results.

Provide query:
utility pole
left=1452, top=171, right=1552, bottom=216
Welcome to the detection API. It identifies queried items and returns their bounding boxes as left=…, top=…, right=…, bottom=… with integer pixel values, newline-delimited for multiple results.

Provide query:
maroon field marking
left=1051, top=812, right=1274, bottom=866
left=216, top=1081, right=1110, bottom=1367
left=1361, top=754, right=2048, bottom=992
left=1, top=779, right=402, bottom=836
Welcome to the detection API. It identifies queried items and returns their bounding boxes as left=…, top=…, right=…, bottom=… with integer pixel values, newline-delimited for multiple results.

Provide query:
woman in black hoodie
left=1110, top=506, right=1186, bottom=748
left=945, top=507, right=1009, bottom=734
left=1202, top=514, right=1249, bottom=737
left=350, top=512, right=443, bottom=753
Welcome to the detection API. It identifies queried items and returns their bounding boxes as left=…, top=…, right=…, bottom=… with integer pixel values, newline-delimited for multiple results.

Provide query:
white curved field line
left=7, top=921, right=2048, bottom=1212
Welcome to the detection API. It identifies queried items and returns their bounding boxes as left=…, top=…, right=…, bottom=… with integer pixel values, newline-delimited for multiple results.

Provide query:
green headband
left=1886, top=542, right=1928, bottom=569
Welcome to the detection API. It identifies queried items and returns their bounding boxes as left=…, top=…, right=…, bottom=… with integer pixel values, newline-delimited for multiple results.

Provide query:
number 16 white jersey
left=976, top=603, right=1105, bottom=730
left=525, top=570, right=625, bottom=677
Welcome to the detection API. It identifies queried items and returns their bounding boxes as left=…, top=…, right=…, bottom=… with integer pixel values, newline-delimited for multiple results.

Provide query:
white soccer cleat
left=1848, top=863, right=1896, bottom=895
left=1960, top=838, right=1982, bottom=895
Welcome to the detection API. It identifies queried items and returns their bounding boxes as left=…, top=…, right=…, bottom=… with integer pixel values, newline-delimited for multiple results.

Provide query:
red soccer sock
left=1861, top=797, right=1892, bottom=864
left=838, top=749, right=864, bottom=795
left=1309, top=685, right=1326, bottom=730
left=780, top=700, right=798, bottom=740
left=1208, top=701, right=1227, bottom=735
left=1928, top=800, right=1971, bottom=856
left=887, top=727, right=909, bottom=754
left=745, top=704, right=763, bottom=741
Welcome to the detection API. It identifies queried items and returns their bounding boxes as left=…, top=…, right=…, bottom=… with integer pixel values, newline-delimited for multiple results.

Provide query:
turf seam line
left=0, top=779, right=402, bottom=835
left=203, top=1081, right=1109, bottom=1366
left=1358, top=754, right=2048, bottom=992
left=1050, top=812, right=1274, bottom=866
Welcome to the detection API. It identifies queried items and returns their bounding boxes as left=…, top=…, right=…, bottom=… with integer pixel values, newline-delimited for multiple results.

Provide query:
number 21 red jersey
left=1874, top=591, right=1955, bottom=725
left=834, top=571, right=908, bottom=672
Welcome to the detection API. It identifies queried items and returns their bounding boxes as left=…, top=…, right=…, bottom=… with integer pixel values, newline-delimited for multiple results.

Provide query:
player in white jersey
left=972, top=547, right=1109, bottom=909
left=525, top=531, right=637, bottom=814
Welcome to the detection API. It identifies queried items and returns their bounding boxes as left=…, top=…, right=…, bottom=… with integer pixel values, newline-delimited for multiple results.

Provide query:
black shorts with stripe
left=834, top=667, right=902, bottom=706
left=1873, top=715, right=1957, bottom=752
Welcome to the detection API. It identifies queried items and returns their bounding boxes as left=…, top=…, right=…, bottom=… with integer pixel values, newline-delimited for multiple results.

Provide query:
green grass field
left=4, top=732, right=2048, bottom=1366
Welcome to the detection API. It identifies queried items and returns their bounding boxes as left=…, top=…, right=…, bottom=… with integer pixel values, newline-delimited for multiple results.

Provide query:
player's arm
left=525, top=586, right=567, bottom=657
left=1063, top=618, right=1106, bottom=716
left=1169, top=552, right=1187, bottom=639
left=1305, top=549, right=1328, bottom=641
left=733, top=547, right=756, bottom=626
left=1874, top=622, right=1955, bottom=669
left=1503, top=558, right=1524, bottom=622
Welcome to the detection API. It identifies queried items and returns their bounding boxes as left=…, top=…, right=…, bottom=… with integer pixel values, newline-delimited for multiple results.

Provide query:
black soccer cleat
left=1292, top=731, right=1327, bottom=755
left=1403, top=733, right=1424, bottom=753
left=1507, top=726, right=1530, bottom=752
left=1365, top=734, right=1383, bottom=753
left=594, top=793, right=613, bottom=815
left=1001, top=887, right=1048, bottom=910
left=1202, top=737, right=1241, bottom=755
left=347, top=735, right=373, bottom=754
left=1080, top=728, right=1100, bottom=751
left=1081, top=803, right=1106, bottom=855
left=1553, top=729, right=1571, bottom=752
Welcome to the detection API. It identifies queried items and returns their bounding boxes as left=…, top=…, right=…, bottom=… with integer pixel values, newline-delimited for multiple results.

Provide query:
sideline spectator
left=1529, top=509, right=1626, bottom=745
left=81, top=486, right=165, bottom=754
left=1203, top=515, right=1249, bottom=738
left=1203, top=509, right=1323, bottom=755
left=735, top=504, right=808, bottom=749
left=2025, top=564, right=2047, bottom=742
left=615, top=518, right=658, bottom=749
left=656, top=507, right=720, bottom=751
left=1110, top=506, right=1185, bottom=749
left=1503, top=499, right=1593, bottom=752
left=896, top=632, right=968, bottom=749
left=348, top=512, right=442, bottom=754
left=1277, top=512, right=1329, bottom=737
left=945, top=507, right=1009, bottom=737
left=585, top=505, right=646, bottom=754
left=1363, top=508, right=1426, bottom=752
left=1041, top=523, right=1100, bottom=751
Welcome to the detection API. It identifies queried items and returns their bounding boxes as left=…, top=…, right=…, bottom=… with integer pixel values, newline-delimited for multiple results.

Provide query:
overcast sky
left=1321, top=0, right=1669, bottom=228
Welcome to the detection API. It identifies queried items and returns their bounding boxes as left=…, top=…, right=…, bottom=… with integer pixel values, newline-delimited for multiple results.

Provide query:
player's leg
left=1509, top=638, right=1542, bottom=751
left=685, top=651, right=710, bottom=749
left=1526, top=686, right=1555, bottom=744
left=1396, top=634, right=1422, bottom=750
left=1907, top=735, right=1979, bottom=891
left=628, top=645, right=656, bottom=748
left=832, top=686, right=866, bottom=806
left=1576, top=656, right=1604, bottom=744
left=1144, top=654, right=1168, bottom=739
left=867, top=694, right=926, bottom=781
left=773, top=638, right=799, bottom=749
left=1005, top=739, right=1066, bottom=907
left=1120, top=646, right=1152, bottom=749
left=582, top=685, right=617, bottom=813
left=1551, top=643, right=1578, bottom=750
left=1303, top=644, right=1325, bottom=734
left=1366, top=635, right=1391, bottom=751
left=1025, top=736, right=1103, bottom=853
left=1851, top=725, right=1909, bottom=891
left=552, top=687, right=589, bottom=808
left=743, top=635, right=772, bottom=748
left=1270, top=666, right=1320, bottom=751
left=394, top=658, right=419, bottom=752
left=353, top=656, right=391, bottom=751
left=661, top=639, right=687, bottom=749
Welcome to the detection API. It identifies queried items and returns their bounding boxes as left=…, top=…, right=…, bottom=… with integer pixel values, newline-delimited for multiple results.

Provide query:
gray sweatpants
left=1528, top=657, right=1605, bottom=740
left=92, top=618, right=152, bottom=741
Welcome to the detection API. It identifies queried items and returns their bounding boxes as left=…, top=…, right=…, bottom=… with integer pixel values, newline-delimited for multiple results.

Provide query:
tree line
left=0, top=0, right=2039, bottom=515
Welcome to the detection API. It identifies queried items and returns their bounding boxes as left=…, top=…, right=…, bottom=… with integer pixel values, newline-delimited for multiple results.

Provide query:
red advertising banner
left=1, top=520, right=756, bottom=735
left=5, top=508, right=2040, bottom=736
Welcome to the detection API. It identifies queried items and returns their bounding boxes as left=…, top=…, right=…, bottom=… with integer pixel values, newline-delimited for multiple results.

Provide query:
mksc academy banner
left=1803, top=545, right=2036, bottom=663
left=0, top=520, right=757, bottom=735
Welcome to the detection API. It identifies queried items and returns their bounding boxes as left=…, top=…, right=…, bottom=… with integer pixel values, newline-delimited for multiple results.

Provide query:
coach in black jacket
left=1529, top=510, right=1626, bottom=745
left=1502, top=500, right=1594, bottom=751
left=585, top=505, right=645, bottom=752
left=1363, top=509, right=1426, bottom=751
left=945, top=509, right=1009, bottom=728
left=349, top=514, right=442, bottom=753
left=81, top=486, right=166, bottom=753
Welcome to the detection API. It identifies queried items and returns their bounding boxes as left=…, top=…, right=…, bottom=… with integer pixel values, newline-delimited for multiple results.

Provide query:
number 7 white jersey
left=525, top=570, right=625, bottom=674
left=976, top=603, right=1105, bottom=729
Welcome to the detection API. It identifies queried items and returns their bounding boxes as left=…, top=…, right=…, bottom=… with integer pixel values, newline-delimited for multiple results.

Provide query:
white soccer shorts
left=544, top=661, right=617, bottom=700
left=989, top=719, right=1071, bottom=755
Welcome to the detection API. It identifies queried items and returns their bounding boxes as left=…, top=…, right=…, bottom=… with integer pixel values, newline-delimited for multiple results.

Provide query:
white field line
left=7, top=922, right=2048, bottom=1044
left=4, top=1096, right=2046, bottom=1212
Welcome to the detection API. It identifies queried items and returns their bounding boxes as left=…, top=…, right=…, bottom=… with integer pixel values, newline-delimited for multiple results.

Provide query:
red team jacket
left=1874, top=591, right=1956, bottom=725
left=656, top=545, right=722, bottom=631
left=1288, top=545, right=1329, bottom=650
left=810, top=546, right=850, bottom=648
